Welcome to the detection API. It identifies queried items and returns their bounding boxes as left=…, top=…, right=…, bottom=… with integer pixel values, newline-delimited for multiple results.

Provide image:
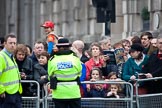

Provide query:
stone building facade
left=0, top=0, right=162, bottom=47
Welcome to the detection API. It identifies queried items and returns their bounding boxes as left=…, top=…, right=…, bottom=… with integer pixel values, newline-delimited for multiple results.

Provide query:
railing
left=21, top=80, right=40, bottom=108
left=21, top=78, right=162, bottom=108
left=44, top=80, right=134, bottom=108
left=134, top=77, right=162, bottom=108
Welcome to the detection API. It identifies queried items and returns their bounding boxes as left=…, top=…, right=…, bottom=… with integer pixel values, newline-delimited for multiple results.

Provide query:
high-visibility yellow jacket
left=48, top=53, right=82, bottom=99
left=0, top=51, right=22, bottom=94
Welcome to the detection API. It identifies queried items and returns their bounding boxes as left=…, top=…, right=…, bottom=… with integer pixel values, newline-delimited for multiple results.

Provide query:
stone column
left=0, top=0, right=6, bottom=37
left=6, top=0, right=18, bottom=35
left=111, top=0, right=123, bottom=43
left=82, top=0, right=103, bottom=43
left=73, top=0, right=81, bottom=40
left=122, top=0, right=129, bottom=39
left=122, top=0, right=145, bottom=39
left=17, top=0, right=31, bottom=43
left=53, top=0, right=61, bottom=35
left=149, top=0, right=162, bottom=31
left=61, top=0, right=69, bottom=36
left=31, top=0, right=41, bottom=45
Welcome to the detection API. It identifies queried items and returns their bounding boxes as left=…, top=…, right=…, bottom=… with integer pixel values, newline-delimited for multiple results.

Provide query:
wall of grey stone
left=149, top=0, right=162, bottom=33
left=39, top=0, right=103, bottom=43
left=0, top=0, right=6, bottom=38
left=1, top=0, right=162, bottom=46
left=1, top=0, right=41, bottom=47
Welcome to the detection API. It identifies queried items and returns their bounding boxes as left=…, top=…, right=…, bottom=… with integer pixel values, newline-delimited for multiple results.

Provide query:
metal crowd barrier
left=134, top=77, right=162, bottom=108
left=21, top=80, right=40, bottom=108
left=44, top=80, right=134, bottom=108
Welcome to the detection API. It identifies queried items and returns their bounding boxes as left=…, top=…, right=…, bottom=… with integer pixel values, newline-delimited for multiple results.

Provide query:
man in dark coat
left=142, top=34, right=162, bottom=93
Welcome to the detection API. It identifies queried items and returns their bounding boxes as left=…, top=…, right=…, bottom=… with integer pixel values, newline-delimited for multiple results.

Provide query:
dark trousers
left=0, top=92, right=22, bottom=108
left=53, top=98, right=81, bottom=108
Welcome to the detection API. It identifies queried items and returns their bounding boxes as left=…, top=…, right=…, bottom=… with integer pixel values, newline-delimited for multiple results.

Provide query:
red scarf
left=157, top=54, right=162, bottom=59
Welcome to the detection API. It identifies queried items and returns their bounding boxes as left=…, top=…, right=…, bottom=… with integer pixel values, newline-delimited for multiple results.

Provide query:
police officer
left=48, top=38, right=82, bottom=108
left=41, top=21, right=58, bottom=54
left=0, top=34, right=22, bottom=108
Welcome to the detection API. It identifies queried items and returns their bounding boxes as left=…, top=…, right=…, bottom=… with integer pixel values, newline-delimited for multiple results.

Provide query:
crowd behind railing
left=20, top=77, right=162, bottom=108
left=1, top=27, right=162, bottom=108
left=9, top=31, right=162, bottom=96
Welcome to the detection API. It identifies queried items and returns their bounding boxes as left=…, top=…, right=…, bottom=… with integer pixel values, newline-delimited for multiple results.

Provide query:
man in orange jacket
left=41, top=21, right=58, bottom=54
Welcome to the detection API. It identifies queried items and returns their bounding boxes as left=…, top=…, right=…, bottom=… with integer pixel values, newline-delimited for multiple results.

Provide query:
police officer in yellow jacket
left=48, top=38, right=82, bottom=108
left=0, top=34, right=22, bottom=108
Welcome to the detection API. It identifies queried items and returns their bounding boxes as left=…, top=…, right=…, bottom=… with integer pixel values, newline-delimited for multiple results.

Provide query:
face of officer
left=4, top=37, right=17, bottom=54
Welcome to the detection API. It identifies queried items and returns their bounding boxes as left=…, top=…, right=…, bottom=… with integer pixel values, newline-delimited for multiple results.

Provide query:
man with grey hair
left=99, top=37, right=112, bottom=51
left=29, top=40, right=45, bottom=65
left=72, top=40, right=89, bottom=63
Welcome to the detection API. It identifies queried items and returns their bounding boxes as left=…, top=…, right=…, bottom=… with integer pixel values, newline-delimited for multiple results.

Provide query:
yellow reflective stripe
left=3, top=66, right=18, bottom=73
left=1, top=53, right=9, bottom=66
left=1, top=52, right=18, bottom=73
left=54, top=72, right=80, bottom=78
left=57, top=81, right=77, bottom=85
left=2, top=80, right=20, bottom=86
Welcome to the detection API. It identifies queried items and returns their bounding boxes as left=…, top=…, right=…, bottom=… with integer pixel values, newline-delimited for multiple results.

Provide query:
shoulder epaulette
left=49, top=55, right=55, bottom=61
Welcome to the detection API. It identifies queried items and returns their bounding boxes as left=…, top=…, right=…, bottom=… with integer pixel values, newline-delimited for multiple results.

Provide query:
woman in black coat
left=33, top=51, right=49, bottom=96
left=14, top=44, right=34, bottom=96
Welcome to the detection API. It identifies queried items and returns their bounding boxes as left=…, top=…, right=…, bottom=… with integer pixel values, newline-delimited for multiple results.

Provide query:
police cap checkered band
left=56, top=38, right=71, bottom=47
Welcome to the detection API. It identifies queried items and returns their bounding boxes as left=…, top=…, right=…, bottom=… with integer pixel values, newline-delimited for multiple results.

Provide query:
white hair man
left=72, top=40, right=89, bottom=63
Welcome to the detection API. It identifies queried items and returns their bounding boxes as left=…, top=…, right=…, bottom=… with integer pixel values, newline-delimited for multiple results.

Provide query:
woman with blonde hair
left=14, top=44, right=34, bottom=96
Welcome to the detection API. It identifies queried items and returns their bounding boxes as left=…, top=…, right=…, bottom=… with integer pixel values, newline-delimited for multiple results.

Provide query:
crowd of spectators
left=0, top=30, right=162, bottom=99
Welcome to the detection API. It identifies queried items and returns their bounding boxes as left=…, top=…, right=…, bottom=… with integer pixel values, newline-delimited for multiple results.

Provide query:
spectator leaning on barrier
left=122, top=43, right=149, bottom=94
left=34, top=51, right=49, bottom=96
left=41, top=21, right=58, bottom=54
left=86, top=67, right=106, bottom=98
left=122, top=43, right=149, bottom=81
left=0, top=34, right=22, bottom=108
left=142, top=34, right=162, bottom=93
left=105, top=84, right=123, bottom=98
left=14, top=44, right=34, bottom=96
left=48, top=38, right=82, bottom=108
